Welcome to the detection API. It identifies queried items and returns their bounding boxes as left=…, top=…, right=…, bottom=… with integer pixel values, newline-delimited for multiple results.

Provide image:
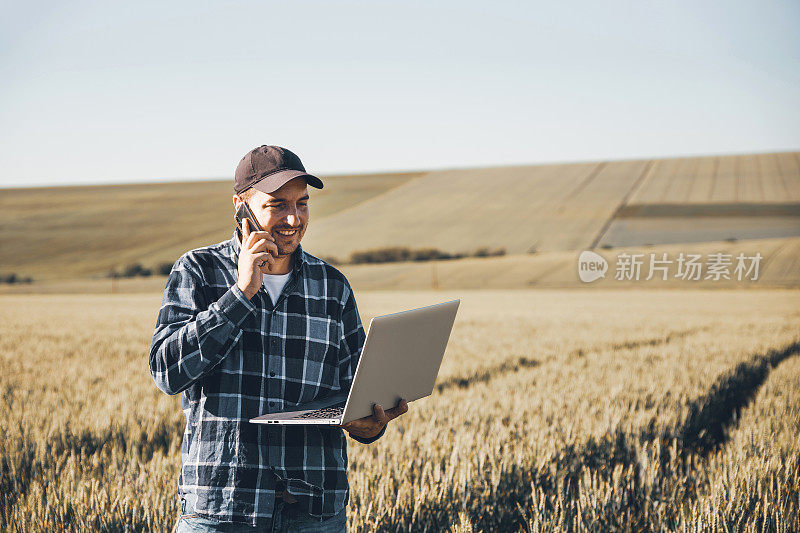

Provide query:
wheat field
left=1, top=289, right=798, bottom=531
left=4, top=152, right=797, bottom=284
left=300, top=152, right=800, bottom=258
left=0, top=171, right=421, bottom=281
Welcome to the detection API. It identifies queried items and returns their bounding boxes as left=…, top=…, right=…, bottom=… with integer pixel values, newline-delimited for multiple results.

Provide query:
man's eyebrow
left=264, top=194, right=310, bottom=204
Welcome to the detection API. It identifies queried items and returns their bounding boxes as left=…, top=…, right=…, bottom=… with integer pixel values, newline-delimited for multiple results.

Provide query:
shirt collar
left=227, top=228, right=305, bottom=274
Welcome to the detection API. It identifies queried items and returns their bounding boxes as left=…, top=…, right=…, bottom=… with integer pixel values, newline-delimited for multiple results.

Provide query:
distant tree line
left=106, top=246, right=506, bottom=276
left=1, top=273, right=33, bottom=284
left=322, top=246, right=506, bottom=265
left=108, top=262, right=174, bottom=278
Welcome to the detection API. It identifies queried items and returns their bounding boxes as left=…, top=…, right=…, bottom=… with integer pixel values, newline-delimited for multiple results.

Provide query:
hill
left=1, top=151, right=797, bottom=286
left=302, top=152, right=800, bottom=260
left=2, top=237, right=796, bottom=294
left=0, top=172, right=421, bottom=280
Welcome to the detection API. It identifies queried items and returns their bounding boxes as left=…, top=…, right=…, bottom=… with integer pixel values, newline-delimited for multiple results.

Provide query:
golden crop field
left=0, top=171, right=421, bottom=281
left=3, top=235, right=798, bottom=296
left=4, top=152, right=797, bottom=285
left=1, top=288, right=798, bottom=532
left=300, top=152, right=800, bottom=259
left=627, top=153, right=800, bottom=205
left=301, top=160, right=652, bottom=257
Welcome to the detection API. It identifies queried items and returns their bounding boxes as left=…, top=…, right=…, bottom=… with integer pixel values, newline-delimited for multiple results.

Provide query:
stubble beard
left=274, top=226, right=305, bottom=256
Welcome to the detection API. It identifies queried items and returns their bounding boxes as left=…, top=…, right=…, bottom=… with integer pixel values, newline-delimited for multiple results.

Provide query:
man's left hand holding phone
left=235, top=204, right=279, bottom=301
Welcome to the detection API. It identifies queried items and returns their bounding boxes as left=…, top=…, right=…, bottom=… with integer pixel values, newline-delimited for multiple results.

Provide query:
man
left=149, top=145, right=408, bottom=532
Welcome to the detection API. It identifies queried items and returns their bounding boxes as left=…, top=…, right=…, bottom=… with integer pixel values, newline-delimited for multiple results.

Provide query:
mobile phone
left=235, top=201, right=264, bottom=233
left=235, top=201, right=275, bottom=265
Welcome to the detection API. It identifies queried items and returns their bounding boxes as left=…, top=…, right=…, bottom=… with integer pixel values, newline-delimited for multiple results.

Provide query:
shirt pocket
left=301, top=313, right=341, bottom=395
left=304, top=313, right=339, bottom=362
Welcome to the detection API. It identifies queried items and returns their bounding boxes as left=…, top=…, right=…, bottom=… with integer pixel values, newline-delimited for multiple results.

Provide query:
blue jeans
left=174, top=498, right=347, bottom=533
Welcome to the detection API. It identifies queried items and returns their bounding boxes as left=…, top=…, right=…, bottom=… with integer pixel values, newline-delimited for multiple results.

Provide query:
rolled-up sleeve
left=149, top=256, right=256, bottom=395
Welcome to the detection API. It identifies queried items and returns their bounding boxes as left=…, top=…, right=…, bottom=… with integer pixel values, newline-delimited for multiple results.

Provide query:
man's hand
left=340, top=399, right=409, bottom=440
left=237, top=218, right=279, bottom=300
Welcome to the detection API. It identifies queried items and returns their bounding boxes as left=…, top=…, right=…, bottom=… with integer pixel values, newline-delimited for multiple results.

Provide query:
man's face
left=234, top=177, right=310, bottom=257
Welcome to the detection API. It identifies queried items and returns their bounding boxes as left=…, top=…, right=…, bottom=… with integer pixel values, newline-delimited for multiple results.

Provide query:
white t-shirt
left=262, top=272, right=292, bottom=305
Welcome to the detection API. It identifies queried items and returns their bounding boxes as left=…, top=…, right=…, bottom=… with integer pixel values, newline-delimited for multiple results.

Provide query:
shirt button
left=269, top=371, right=276, bottom=377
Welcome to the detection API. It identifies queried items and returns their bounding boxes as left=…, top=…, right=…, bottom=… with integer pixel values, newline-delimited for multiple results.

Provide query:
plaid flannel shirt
left=149, top=229, right=383, bottom=527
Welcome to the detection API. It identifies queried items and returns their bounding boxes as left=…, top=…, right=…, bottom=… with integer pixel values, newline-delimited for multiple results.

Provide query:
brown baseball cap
left=234, top=145, right=324, bottom=195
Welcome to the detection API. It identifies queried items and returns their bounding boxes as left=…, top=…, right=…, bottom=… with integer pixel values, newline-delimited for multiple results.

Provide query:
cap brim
left=251, top=169, right=324, bottom=194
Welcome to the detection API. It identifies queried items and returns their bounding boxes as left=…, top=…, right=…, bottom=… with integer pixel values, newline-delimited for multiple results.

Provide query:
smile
left=276, top=229, right=298, bottom=236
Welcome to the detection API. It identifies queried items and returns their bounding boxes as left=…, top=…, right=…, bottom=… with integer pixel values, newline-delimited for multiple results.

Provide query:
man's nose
left=284, top=206, right=299, bottom=226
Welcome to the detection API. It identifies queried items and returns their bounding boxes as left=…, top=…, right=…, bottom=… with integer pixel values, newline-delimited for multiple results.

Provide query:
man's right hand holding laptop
left=340, top=399, right=409, bottom=440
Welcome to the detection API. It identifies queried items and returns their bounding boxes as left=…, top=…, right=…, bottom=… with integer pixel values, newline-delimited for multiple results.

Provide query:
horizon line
left=1, top=147, right=798, bottom=191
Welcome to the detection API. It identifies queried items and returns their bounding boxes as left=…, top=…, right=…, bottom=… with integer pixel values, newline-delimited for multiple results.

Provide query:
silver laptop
left=249, top=299, right=460, bottom=425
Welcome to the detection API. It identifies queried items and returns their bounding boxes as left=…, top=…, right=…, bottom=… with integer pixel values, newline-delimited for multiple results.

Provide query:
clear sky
left=1, top=0, right=798, bottom=188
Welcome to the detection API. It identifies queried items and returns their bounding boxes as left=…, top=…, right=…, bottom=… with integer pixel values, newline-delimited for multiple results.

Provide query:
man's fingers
left=263, top=240, right=279, bottom=256
left=247, top=232, right=276, bottom=251
left=248, top=238, right=279, bottom=261
left=252, top=252, right=275, bottom=265
left=258, top=231, right=276, bottom=242
left=252, top=253, right=275, bottom=273
left=241, top=217, right=250, bottom=237
left=372, top=404, right=390, bottom=426
left=386, top=399, right=409, bottom=420
left=250, top=238, right=276, bottom=254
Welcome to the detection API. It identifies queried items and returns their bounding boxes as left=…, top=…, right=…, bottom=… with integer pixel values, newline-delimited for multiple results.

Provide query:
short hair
left=237, top=187, right=258, bottom=205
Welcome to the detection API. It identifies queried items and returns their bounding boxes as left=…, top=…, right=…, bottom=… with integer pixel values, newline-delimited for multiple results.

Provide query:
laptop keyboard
left=292, top=407, right=344, bottom=420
